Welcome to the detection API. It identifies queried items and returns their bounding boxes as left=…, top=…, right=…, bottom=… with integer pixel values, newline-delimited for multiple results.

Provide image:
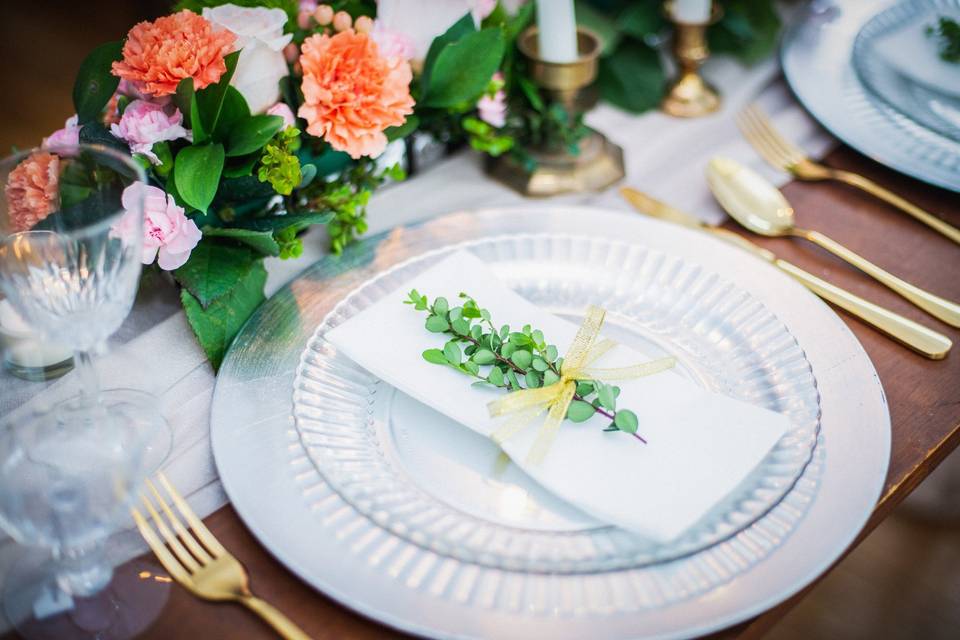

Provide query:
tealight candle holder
left=661, top=2, right=722, bottom=118
left=487, top=27, right=625, bottom=197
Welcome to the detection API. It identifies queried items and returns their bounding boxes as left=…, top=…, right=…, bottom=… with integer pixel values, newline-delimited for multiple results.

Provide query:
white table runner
left=0, top=58, right=834, bottom=598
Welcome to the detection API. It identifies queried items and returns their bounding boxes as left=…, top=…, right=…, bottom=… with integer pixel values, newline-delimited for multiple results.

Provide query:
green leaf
left=451, top=318, right=470, bottom=335
left=73, top=41, right=122, bottom=124
left=597, top=384, right=617, bottom=411
left=421, top=13, right=477, bottom=91
left=500, top=342, right=516, bottom=358
left=597, top=39, right=665, bottom=113
left=226, top=115, right=285, bottom=157
left=213, top=86, right=252, bottom=142
left=180, top=259, right=267, bottom=370
left=174, top=143, right=225, bottom=212
left=506, top=369, right=521, bottom=390
left=173, top=241, right=258, bottom=308
left=175, top=78, right=196, bottom=129
left=543, top=370, right=560, bottom=386
left=195, top=50, right=241, bottom=140
left=487, top=367, right=504, bottom=386
left=423, top=348, right=447, bottom=365
left=524, top=371, right=541, bottom=388
left=421, top=27, right=506, bottom=108
left=463, top=360, right=480, bottom=375
left=567, top=400, right=595, bottom=423
left=573, top=1, right=622, bottom=55
left=531, top=357, right=548, bottom=372
left=709, top=0, right=781, bottom=64
left=77, top=121, right=128, bottom=152
left=545, top=345, right=559, bottom=362
left=620, top=3, right=667, bottom=40
left=614, top=409, right=639, bottom=434
left=222, top=153, right=260, bottom=178
left=201, top=227, right=280, bottom=257
left=512, top=350, right=532, bottom=369
left=385, top=115, right=419, bottom=142
left=426, top=315, right=449, bottom=333
left=576, top=381, right=595, bottom=396
left=434, top=297, right=449, bottom=316
left=444, top=341, right=462, bottom=364
left=473, top=349, right=496, bottom=365
left=191, top=91, right=208, bottom=144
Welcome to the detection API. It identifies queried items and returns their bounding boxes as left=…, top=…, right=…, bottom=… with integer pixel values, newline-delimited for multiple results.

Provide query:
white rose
left=376, top=0, right=477, bottom=61
left=202, top=5, right=293, bottom=114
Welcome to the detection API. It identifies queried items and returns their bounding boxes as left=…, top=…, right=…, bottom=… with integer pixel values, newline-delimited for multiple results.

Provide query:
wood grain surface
left=7, top=146, right=960, bottom=640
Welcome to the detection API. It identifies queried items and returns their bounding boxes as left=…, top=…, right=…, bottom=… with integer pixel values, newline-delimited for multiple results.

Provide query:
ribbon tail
left=491, top=404, right=547, bottom=446
left=581, top=356, right=677, bottom=382
left=525, top=381, right=576, bottom=466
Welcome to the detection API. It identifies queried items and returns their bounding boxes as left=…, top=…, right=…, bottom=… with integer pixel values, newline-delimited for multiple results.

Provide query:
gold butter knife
left=620, top=187, right=952, bottom=360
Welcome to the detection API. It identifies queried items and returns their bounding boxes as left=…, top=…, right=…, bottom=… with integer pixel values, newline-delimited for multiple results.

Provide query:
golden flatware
left=706, top=157, right=960, bottom=328
left=737, top=104, right=960, bottom=245
left=621, top=187, right=952, bottom=359
left=132, top=474, right=312, bottom=640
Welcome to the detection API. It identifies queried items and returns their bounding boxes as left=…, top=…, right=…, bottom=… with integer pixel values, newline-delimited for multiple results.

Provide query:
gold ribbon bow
left=487, top=305, right=676, bottom=465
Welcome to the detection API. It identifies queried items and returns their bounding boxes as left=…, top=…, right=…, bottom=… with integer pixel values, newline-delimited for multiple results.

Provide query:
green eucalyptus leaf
left=423, top=348, right=447, bottom=364
left=545, top=345, right=559, bottom=362
left=473, top=349, right=496, bottom=365
left=444, top=341, right=462, bottom=364
left=567, top=400, right=595, bottom=423
left=512, top=350, right=532, bottom=369
left=463, top=360, right=480, bottom=375
left=576, top=381, right=595, bottom=397
left=488, top=367, right=504, bottom=386
left=451, top=318, right=470, bottom=335
left=507, top=370, right=521, bottom=390
left=598, top=385, right=617, bottom=411
left=614, top=409, right=639, bottom=433
left=73, top=41, right=123, bottom=124
left=426, top=315, right=449, bottom=333
left=531, top=357, right=548, bottom=372
left=524, top=371, right=542, bottom=388
left=434, top=297, right=449, bottom=315
left=543, top=370, right=560, bottom=386
left=500, top=342, right=516, bottom=358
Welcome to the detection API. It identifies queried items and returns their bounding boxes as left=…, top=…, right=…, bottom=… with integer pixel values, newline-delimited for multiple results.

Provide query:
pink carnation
left=112, top=183, right=201, bottom=271
left=42, top=115, right=82, bottom=151
left=266, top=102, right=297, bottom=128
left=4, top=152, right=59, bottom=232
left=110, top=100, right=191, bottom=164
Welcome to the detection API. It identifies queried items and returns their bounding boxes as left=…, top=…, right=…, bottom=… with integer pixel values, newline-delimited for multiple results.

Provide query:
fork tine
left=132, top=507, right=194, bottom=584
left=743, top=106, right=807, bottom=165
left=737, top=110, right=794, bottom=170
left=146, top=478, right=214, bottom=564
left=138, top=493, right=201, bottom=573
left=158, top=473, right=228, bottom=557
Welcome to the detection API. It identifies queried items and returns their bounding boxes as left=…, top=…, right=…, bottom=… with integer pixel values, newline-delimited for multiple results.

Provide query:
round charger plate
left=781, top=0, right=960, bottom=192
left=852, top=0, right=960, bottom=142
left=211, top=207, right=890, bottom=639
left=292, top=234, right=821, bottom=575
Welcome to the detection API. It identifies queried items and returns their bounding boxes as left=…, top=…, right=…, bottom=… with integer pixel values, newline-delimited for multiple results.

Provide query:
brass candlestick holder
left=661, top=3, right=722, bottom=118
left=487, top=27, right=625, bottom=197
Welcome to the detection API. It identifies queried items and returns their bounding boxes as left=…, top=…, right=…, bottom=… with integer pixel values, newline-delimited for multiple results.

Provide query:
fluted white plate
left=211, top=207, right=890, bottom=639
left=293, top=234, right=821, bottom=577
left=782, top=0, right=960, bottom=191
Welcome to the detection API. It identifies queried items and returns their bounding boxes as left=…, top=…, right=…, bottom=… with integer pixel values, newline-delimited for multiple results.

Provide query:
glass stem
left=54, top=538, right=114, bottom=598
left=74, top=350, right=100, bottom=402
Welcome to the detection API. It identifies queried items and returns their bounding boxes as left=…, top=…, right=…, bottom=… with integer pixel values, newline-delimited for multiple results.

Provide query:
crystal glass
left=0, top=145, right=171, bottom=639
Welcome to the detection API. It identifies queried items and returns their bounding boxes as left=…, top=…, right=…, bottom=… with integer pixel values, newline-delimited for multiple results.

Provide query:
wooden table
left=14, top=147, right=960, bottom=639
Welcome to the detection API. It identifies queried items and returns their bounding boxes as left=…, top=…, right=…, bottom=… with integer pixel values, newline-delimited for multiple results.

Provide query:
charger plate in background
left=782, top=0, right=960, bottom=192
left=210, top=207, right=890, bottom=639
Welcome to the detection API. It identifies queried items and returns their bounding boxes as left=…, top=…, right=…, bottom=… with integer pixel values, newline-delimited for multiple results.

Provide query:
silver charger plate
left=293, top=234, right=821, bottom=576
left=782, top=0, right=960, bottom=192
left=211, top=207, right=890, bottom=639
left=852, top=0, right=960, bottom=142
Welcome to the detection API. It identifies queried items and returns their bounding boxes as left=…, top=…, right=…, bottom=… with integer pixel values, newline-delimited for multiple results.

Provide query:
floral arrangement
left=15, top=0, right=779, bottom=369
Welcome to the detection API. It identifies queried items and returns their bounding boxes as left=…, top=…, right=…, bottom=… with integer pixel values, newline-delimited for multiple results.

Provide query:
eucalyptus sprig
left=405, top=290, right=645, bottom=441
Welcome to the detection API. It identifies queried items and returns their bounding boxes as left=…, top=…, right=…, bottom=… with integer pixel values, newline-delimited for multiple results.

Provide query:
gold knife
left=620, top=187, right=952, bottom=360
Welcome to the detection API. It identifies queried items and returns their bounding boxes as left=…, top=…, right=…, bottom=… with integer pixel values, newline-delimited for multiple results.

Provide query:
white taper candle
left=671, top=0, right=711, bottom=24
left=535, top=0, right=578, bottom=63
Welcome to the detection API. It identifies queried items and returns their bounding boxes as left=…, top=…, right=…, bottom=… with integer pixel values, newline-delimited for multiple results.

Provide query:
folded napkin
left=325, top=251, right=791, bottom=543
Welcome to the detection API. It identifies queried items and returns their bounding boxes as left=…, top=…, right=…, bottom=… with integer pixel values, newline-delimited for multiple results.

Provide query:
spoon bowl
left=706, top=157, right=795, bottom=236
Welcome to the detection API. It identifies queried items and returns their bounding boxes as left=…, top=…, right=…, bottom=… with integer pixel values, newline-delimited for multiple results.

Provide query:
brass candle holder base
left=662, top=5, right=722, bottom=118
left=487, top=26, right=625, bottom=197
left=487, top=131, right=624, bottom=197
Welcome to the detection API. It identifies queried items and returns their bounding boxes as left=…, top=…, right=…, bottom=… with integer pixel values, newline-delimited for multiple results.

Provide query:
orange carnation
left=298, top=30, right=414, bottom=159
left=4, top=152, right=59, bottom=232
left=111, top=10, right=236, bottom=97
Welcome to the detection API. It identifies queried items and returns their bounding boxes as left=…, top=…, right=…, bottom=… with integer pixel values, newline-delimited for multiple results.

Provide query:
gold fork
left=132, top=474, right=312, bottom=640
left=737, top=104, right=960, bottom=245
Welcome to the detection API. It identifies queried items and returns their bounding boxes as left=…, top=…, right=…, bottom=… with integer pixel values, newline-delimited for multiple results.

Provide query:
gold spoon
left=706, top=157, right=960, bottom=329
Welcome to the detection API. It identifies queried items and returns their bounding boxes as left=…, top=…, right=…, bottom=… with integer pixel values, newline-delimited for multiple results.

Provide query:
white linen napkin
left=325, top=251, right=791, bottom=543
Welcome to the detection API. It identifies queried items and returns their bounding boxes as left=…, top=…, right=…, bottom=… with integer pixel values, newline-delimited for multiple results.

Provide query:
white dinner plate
left=210, top=207, right=890, bottom=639
left=782, top=0, right=960, bottom=192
